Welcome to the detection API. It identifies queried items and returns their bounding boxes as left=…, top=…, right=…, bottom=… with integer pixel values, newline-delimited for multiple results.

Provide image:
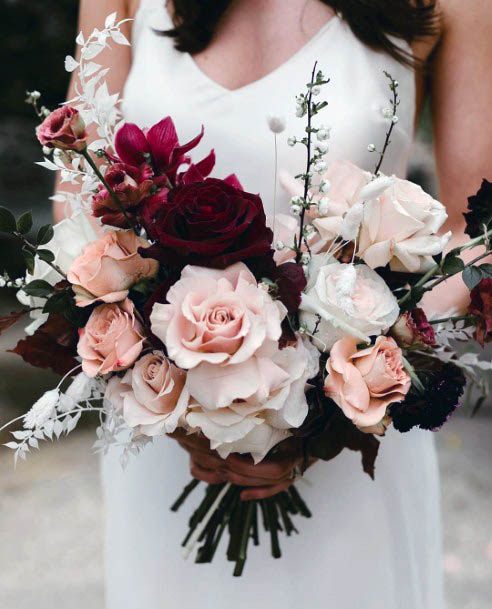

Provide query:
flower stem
left=429, top=315, right=476, bottom=326
left=374, top=72, right=400, bottom=175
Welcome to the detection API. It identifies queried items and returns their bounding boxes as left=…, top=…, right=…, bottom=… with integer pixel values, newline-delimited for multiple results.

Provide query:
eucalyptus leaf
left=37, top=249, right=56, bottom=264
left=442, top=255, right=465, bottom=275
left=22, top=279, right=53, bottom=298
left=17, top=211, right=33, bottom=235
left=37, top=224, right=54, bottom=246
left=462, top=266, right=483, bottom=290
left=0, top=206, right=17, bottom=233
left=22, top=248, right=35, bottom=274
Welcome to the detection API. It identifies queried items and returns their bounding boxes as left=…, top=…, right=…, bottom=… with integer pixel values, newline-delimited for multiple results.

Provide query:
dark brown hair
left=162, top=0, right=438, bottom=67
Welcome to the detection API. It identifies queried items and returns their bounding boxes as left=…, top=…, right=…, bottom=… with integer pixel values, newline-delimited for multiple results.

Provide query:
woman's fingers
left=223, top=469, right=291, bottom=487
left=240, top=480, right=292, bottom=501
left=189, top=459, right=227, bottom=485
left=224, top=453, right=297, bottom=481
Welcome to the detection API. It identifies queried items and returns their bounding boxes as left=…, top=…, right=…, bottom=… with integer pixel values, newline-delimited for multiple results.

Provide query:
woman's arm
left=53, top=0, right=133, bottom=222
left=426, top=0, right=492, bottom=313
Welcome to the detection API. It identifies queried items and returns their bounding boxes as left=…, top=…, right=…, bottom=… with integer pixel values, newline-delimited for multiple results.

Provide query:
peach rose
left=77, top=298, right=145, bottom=377
left=324, top=335, right=411, bottom=428
left=67, top=230, right=158, bottom=306
left=150, top=262, right=286, bottom=369
left=105, top=351, right=187, bottom=435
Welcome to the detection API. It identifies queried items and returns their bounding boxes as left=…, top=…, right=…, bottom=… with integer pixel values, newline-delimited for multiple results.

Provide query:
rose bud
left=36, top=106, right=88, bottom=152
left=468, top=278, right=492, bottom=347
left=92, top=162, right=153, bottom=228
left=391, top=308, right=436, bottom=347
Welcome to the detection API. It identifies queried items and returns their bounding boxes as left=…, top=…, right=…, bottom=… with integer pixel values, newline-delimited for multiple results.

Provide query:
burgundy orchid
left=114, top=117, right=215, bottom=185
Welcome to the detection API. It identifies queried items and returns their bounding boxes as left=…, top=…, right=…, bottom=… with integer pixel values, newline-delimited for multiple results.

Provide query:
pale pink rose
left=77, top=298, right=145, bottom=377
left=36, top=106, right=88, bottom=152
left=357, top=177, right=451, bottom=273
left=324, top=335, right=411, bottom=428
left=150, top=262, right=286, bottom=370
left=185, top=337, right=319, bottom=463
left=105, top=351, right=187, bottom=436
left=68, top=230, right=158, bottom=306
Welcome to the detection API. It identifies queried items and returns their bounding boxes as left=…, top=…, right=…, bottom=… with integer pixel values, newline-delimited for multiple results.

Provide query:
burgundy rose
left=469, top=278, right=492, bottom=346
left=114, top=117, right=214, bottom=185
left=92, top=162, right=154, bottom=228
left=141, top=178, right=274, bottom=271
left=391, top=308, right=436, bottom=347
left=271, top=262, right=307, bottom=314
left=36, top=106, right=88, bottom=152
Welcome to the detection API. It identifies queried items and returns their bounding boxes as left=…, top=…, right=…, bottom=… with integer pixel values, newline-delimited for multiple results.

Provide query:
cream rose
left=184, top=337, right=319, bottom=463
left=77, top=298, right=145, bottom=377
left=17, top=212, right=99, bottom=334
left=67, top=230, right=158, bottom=307
left=299, top=261, right=400, bottom=351
left=150, top=262, right=286, bottom=370
left=324, top=336, right=411, bottom=428
left=105, top=351, right=187, bottom=436
left=357, top=177, right=451, bottom=273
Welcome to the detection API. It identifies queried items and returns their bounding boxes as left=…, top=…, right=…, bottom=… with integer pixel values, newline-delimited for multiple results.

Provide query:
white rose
left=299, top=262, right=400, bottom=352
left=17, top=212, right=99, bottom=334
left=184, top=338, right=318, bottom=463
left=357, top=177, right=451, bottom=272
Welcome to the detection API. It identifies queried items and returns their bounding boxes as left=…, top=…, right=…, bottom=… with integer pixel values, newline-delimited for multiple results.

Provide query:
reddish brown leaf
left=0, top=310, right=27, bottom=336
left=9, top=313, right=79, bottom=376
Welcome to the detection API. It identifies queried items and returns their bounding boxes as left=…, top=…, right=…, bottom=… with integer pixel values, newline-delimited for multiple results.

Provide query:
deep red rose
left=92, top=162, right=154, bottom=227
left=36, top=106, right=88, bottom=152
left=141, top=178, right=274, bottom=270
left=391, top=307, right=436, bottom=347
left=469, top=278, right=492, bottom=346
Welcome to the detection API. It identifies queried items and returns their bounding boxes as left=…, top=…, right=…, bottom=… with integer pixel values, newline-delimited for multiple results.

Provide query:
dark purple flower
left=463, top=179, right=492, bottom=239
left=390, top=360, right=465, bottom=432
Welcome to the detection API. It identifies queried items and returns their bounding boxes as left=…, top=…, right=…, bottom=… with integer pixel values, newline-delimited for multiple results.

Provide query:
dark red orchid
left=114, top=117, right=215, bottom=185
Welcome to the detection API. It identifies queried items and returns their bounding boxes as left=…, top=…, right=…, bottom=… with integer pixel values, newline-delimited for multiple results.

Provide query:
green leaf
left=462, top=266, right=483, bottom=290
left=16, top=211, right=33, bottom=235
left=442, top=255, right=465, bottom=275
left=36, top=224, right=54, bottom=246
left=22, top=248, right=35, bottom=274
left=479, top=263, right=492, bottom=279
left=22, top=279, right=53, bottom=298
left=0, top=206, right=17, bottom=233
left=37, top=249, right=55, bottom=264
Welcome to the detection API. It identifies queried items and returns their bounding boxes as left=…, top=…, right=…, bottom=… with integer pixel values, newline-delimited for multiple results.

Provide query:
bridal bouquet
left=1, top=16, right=492, bottom=575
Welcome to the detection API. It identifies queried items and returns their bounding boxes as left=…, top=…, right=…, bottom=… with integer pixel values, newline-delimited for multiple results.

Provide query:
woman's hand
left=170, top=431, right=307, bottom=501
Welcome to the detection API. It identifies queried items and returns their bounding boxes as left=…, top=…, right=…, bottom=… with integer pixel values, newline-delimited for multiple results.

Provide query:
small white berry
left=31, top=90, right=41, bottom=100
left=291, top=204, right=302, bottom=216
left=367, top=144, right=376, bottom=152
left=319, top=180, right=331, bottom=194
left=315, top=142, right=329, bottom=154
left=287, top=136, right=297, bottom=147
left=382, top=107, right=393, bottom=119
left=314, top=160, right=327, bottom=173
left=42, top=146, right=52, bottom=156
left=392, top=115, right=399, bottom=124
left=317, top=197, right=330, bottom=216
left=311, top=86, right=321, bottom=96
left=275, top=240, right=285, bottom=251
left=296, top=104, right=306, bottom=118
left=316, top=129, right=330, bottom=142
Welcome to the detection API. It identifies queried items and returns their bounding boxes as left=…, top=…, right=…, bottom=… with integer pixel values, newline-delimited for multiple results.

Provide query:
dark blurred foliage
left=0, top=0, right=78, bottom=275
left=1, top=0, right=78, bottom=116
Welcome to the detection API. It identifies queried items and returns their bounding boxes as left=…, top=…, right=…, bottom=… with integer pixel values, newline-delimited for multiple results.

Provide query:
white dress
left=102, top=2, right=445, bottom=608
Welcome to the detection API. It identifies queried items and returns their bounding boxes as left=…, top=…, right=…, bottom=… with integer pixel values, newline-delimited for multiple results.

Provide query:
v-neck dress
left=101, top=3, right=445, bottom=608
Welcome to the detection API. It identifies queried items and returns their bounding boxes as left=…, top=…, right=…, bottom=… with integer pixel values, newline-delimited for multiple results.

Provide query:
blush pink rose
left=68, top=230, right=158, bottom=306
left=36, top=106, right=88, bottom=152
left=77, top=298, right=145, bottom=377
left=324, top=335, right=411, bottom=428
left=150, top=262, right=286, bottom=369
left=105, top=351, right=187, bottom=435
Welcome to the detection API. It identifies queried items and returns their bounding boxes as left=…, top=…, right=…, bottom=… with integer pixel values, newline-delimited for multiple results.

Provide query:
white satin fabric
left=102, top=2, right=445, bottom=607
